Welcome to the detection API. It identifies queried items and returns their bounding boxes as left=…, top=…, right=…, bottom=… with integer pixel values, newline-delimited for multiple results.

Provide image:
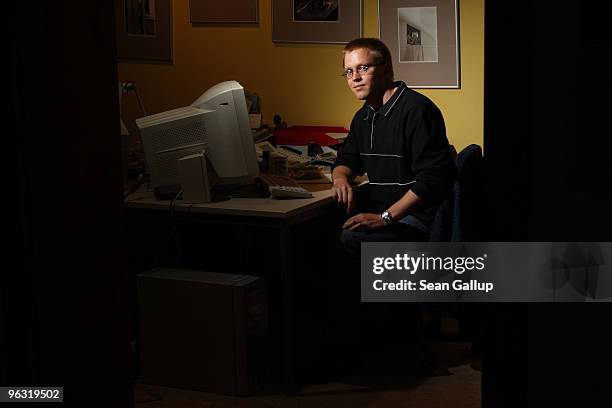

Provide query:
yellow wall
left=118, top=0, right=483, bottom=151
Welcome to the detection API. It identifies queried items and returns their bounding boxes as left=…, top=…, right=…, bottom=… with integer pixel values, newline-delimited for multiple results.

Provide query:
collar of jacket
left=364, top=81, right=408, bottom=121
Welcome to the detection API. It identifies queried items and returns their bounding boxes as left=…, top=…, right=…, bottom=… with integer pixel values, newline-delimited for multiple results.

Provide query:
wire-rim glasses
left=341, top=63, right=385, bottom=79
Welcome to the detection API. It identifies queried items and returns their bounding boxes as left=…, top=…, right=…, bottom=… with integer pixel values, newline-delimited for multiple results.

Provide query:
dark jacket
left=334, top=81, right=455, bottom=225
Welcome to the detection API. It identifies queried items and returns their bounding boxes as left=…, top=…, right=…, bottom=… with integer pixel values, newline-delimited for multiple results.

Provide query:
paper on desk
left=278, top=145, right=336, bottom=157
left=326, top=132, right=349, bottom=141
left=292, top=168, right=333, bottom=184
left=320, top=146, right=337, bottom=155
left=249, top=113, right=262, bottom=129
left=280, top=145, right=308, bottom=156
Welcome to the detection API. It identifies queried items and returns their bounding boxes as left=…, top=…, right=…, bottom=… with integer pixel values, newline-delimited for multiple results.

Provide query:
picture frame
left=273, top=1, right=362, bottom=44
left=189, top=0, right=258, bottom=24
left=378, top=0, right=460, bottom=88
left=115, top=0, right=173, bottom=62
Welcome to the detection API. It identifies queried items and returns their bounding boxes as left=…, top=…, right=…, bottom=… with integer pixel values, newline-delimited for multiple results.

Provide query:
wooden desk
left=126, top=184, right=334, bottom=222
left=125, top=183, right=338, bottom=394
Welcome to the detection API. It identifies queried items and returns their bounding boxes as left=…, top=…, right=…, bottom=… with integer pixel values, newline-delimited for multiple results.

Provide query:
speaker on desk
left=178, top=152, right=211, bottom=203
left=137, top=268, right=269, bottom=396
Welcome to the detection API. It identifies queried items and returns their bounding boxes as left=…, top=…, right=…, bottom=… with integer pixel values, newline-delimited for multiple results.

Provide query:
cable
left=134, top=88, right=147, bottom=117
left=121, top=81, right=147, bottom=116
left=123, top=173, right=149, bottom=200
left=169, top=190, right=183, bottom=214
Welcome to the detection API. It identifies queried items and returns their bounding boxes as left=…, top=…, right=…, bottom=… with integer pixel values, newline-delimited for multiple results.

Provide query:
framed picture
left=378, top=0, right=459, bottom=88
left=190, top=0, right=258, bottom=24
left=273, top=1, right=362, bottom=44
left=115, top=0, right=172, bottom=62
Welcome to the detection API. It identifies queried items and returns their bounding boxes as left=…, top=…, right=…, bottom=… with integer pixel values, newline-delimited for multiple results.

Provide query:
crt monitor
left=191, top=80, right=259, bottom=185
left=135, top=80, right=259, bottom=191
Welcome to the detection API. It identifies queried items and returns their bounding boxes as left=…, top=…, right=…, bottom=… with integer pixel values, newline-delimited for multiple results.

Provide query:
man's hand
left=332, top=176, right=355, bottom=213
left=342, top=213, right=386, bottom=231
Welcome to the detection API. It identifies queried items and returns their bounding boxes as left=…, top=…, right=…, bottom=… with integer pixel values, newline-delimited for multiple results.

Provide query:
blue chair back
left=430, top=144, right=484, bottom=242
left=454, top=144, right=485, bottom=241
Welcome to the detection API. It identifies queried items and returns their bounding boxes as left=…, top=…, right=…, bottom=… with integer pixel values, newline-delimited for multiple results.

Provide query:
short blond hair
left=342, top=37, right=394, bottom=79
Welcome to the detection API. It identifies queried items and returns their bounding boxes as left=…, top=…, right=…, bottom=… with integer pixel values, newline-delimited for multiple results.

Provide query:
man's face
left=343, top=48, right=387, bottom=102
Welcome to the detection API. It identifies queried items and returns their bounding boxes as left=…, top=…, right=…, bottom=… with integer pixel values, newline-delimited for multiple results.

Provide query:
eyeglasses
left=341, top=63, right=384, bottom=79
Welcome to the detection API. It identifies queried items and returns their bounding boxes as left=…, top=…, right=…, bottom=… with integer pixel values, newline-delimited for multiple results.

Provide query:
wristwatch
left=381, top=209, right=393, bottom=225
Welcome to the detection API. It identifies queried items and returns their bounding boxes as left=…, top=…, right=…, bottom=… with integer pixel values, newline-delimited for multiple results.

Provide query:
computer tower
left=137, top=268, right=269, bottom=396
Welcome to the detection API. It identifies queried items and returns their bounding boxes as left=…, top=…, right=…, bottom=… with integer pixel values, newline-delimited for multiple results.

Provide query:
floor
left=134, top=342, right=481, bottom=408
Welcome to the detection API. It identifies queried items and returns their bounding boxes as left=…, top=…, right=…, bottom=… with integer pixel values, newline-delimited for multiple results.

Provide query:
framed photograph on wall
left=115, top=0, right=172, bottom=62
left=190, top=0, right=258, bottom=24
left=273, top=1, right=362, bottom=44
left=379, top=0, right=459, bottom=88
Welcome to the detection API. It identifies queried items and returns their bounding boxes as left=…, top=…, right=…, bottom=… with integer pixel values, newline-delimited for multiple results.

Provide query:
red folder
left=274, top=125, right=348, bottom=146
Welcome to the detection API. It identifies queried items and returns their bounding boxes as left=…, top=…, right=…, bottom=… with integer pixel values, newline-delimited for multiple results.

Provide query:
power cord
left=169, top=190, right=183, bottom=214
left=123, top=173, right=149, bottom=200
left=121, top=81, right=147, bottom=116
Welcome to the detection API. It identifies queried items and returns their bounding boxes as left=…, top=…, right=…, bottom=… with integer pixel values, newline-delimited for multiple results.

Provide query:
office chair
left=429, top=145, right=457, bottom=242
left=430, top=144, right=485, bottom=242
left=453, top=144, right=485, bottom=241
left=425, top=144, right=485, bottom=346
left=453, top=145, right=486, bottom=346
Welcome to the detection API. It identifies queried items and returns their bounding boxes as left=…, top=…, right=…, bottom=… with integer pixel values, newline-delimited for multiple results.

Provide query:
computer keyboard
left=268, top=186, right=313, bottom=198
left=257, top=173, right=313, bottom=198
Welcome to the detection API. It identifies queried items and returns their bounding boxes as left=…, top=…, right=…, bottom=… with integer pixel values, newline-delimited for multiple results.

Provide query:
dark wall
left=528, top=1, right=612, bottom=241
left=6, top=1, right=132, bottom=407
left=484, top=1, right=612, bottom=407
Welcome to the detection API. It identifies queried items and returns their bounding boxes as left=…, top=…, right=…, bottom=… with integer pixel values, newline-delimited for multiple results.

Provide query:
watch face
left=382, top=211, right=392, bottom=224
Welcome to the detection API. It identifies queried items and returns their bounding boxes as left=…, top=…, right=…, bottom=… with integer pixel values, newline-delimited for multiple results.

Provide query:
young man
left=332, top=38, right=454, bottom=254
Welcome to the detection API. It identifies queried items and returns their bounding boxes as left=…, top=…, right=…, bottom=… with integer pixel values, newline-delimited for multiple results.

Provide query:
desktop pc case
left=137, top=268, right=270, bottom=396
